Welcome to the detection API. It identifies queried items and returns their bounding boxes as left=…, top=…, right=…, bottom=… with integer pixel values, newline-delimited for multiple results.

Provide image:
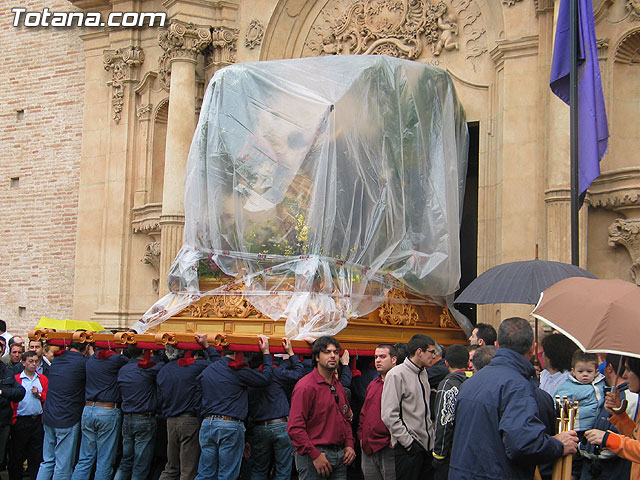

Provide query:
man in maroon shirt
left=287, top=336, right=355, bottom=479
left=357, top=344, right=397, bottom=480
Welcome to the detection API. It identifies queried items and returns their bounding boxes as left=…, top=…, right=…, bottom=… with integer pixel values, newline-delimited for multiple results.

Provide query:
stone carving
left=205, top=26, right=239, bottom=75
left=452, top=0, right=487, bottom=61
left=183, top=284, right=266, bottom=318
left=615, top=30, right=640, bottom=64
left=136, top=104, right=152, bottom=121
left=246, top=19, right=265, bottom=49
left=627, top=0, right=640, bottom=21
left=158, top=21, right=212, bottom=90
left=379, top=289, right=419, bottom=326
left=502, top=0, right=522, bottom=6
left=103, top=46, right=144, bottom=124
left=306, top=0, right=460, bottom=59
left=608, top=218, right=640, bottom=285
left=132, top=203, right=162, bottom=235
left=142, top=241, right=161, bottom=292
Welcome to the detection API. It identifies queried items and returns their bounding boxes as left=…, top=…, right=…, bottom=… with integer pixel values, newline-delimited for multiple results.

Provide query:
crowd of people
left=0, top=316, right=639, bottom=480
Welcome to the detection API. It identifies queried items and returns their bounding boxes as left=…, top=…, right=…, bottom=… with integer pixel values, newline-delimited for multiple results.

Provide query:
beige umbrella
left=531, top=277, right=640, bottom=359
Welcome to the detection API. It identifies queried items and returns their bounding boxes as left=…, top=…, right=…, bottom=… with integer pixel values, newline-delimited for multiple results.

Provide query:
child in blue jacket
left=555, top=350, right=606, bottom=432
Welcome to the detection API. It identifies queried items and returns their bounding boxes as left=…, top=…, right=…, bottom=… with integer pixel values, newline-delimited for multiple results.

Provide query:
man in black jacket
left=431, top=344, right=470, bottom=480
left=0, top=358, right=26, bottom=469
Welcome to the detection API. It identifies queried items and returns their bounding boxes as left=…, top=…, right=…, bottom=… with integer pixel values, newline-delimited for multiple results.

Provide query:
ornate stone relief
left=305, top=0, right=464, bottom=59
left=142, top=241, right=161, bottom=293
left=103, top=46, right=145, bottom=124
left=158, top=21, right=212, bottom=90
left=608, top=218, right=640, bottom=285
left=379, top=289, right=419, bottom=326
left=136, top=104, right=152, bottom=121
left=132, top=203, right=162, bottom=235
left=627, top=0, right=640, bottom=21
left=246, top=19, right=265, bottom=49
left=205, top=26, right=239, bottom=74
left=502, top=0, right=522, bottom=6
left=615, top=30, right=640, bottom=64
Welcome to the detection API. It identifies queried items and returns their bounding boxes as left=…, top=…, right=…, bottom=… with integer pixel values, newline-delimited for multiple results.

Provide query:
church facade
left=2, top=0, right=639, bottom=333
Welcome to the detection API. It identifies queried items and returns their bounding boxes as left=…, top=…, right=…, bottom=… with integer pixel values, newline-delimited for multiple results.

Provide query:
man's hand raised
left=258, top=335, right=270, bottom=354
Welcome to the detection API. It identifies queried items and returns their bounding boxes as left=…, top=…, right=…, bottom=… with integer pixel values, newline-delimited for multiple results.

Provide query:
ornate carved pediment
left=379, top=289, right=419, bottom=326
left=608, top=218, right=640, bottom=285
left=103, top=46, right=144, bottom=123
left=305, top=0, right=463, bottom=59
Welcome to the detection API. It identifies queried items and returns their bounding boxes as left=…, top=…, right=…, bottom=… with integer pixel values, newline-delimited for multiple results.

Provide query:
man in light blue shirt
left=10, top=350, right=47, bottom=480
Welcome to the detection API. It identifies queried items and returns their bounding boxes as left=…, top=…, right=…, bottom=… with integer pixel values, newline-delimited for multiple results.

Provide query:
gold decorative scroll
left=379, top=288, right=419, bottom=326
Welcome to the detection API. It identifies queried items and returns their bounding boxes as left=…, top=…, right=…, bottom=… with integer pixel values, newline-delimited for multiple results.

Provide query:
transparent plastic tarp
left=133, top=55, right=469, bottom=338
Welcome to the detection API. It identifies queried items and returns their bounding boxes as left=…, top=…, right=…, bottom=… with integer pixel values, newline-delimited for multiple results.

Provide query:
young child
left=555, top=350, right=606, bottom=432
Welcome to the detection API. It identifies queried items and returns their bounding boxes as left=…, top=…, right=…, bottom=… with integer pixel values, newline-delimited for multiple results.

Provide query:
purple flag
left=550, top=0, right=609, bottom=196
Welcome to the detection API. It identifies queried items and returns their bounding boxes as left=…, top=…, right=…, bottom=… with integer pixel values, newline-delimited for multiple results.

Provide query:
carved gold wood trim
left=182, top=283, right=267, bottom=319
left=378, top=288, right=419, bottom=326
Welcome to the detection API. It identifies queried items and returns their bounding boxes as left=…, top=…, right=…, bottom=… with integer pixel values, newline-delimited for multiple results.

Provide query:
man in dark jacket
left=156, top=334, right=219, bottom=479
left=431, top=344, right=470, bottom=480
left=449, top=317, right=579, bottom=480
left=114, top=344, right=165, bottom=480
left=0, top=357, right=26, bottom=474
left=71, top=344, right=129, bottom=480
left=247, top=338, right=304, bottom=480
left=38, top=341, right=88, bottom=480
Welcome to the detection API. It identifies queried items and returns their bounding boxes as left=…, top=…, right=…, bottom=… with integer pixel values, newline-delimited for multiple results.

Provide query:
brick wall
left=0, top=0, right=85, bottom=336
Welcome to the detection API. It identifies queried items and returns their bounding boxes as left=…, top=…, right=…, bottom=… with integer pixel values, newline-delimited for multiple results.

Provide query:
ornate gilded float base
left=149, top=279, right=467, bottom=352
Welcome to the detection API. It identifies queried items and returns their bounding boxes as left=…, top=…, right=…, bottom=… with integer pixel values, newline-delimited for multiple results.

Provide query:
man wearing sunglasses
left=287, top=336, right=355, bottom=479
left=381, top=334, right=438, bottom=480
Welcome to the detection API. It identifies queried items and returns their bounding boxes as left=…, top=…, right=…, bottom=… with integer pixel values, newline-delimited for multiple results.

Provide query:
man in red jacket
left=287, top=336, right=356, bottom=479
left=357, top=344, right=397, bottom=480
left=10, top=350, right=48, bottom=480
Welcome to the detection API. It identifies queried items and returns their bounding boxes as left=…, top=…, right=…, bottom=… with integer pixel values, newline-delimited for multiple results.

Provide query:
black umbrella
left=454, top=259, right=596, bottom=306
left=454, top=259, right=596, bottom=367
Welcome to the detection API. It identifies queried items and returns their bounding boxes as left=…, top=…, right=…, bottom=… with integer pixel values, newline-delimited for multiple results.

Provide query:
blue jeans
left=249, top=422, right=294, bottom=480
left=294, top=447, right=346, bottom=480
left=195, top=418, right=245, bottom=480
left=36, top=423, right=81, bottom=480
left=114, top=413, right=157, bottom=480
left=71, top=405, right=122, bottom=480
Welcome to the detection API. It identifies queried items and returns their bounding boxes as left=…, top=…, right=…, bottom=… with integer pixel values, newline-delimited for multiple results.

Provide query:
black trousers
left=9, top=415, right=44, bottom=480
left=394, top=443, right=434, bottom=480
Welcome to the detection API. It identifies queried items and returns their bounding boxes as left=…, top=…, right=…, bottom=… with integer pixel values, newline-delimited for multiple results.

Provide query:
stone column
left=158, top=21, right=211, bottom=294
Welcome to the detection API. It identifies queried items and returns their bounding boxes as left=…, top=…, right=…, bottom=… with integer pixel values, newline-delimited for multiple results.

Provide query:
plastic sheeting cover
left=133, top=55, right=469, bottom=338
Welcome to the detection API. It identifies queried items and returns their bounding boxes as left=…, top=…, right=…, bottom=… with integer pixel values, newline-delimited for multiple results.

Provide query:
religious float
left=33, top=55, right=470, bottom=356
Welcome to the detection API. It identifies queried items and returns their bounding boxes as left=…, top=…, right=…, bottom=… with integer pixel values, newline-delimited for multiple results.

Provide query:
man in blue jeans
left=37, top=341, right=88, bottom=480
left=157, top=334, right=219, bottom=479
left=247, top=338, right=304, bottom=479
left=195, top=335, right=273, bottom=480
left=114, top=344, right=164, bottom=480
left=71, top=345, right=128, bottom=480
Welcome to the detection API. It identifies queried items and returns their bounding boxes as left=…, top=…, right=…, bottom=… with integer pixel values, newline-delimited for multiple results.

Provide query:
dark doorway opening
left=455, top=122, right=479, bottom=324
